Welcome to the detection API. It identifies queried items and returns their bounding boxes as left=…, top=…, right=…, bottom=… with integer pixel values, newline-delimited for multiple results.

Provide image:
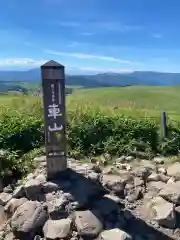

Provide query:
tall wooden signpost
left=41, top=60, right=67, bottom=180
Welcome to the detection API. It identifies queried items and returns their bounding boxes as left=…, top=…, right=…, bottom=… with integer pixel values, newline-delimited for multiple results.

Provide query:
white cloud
left=70, top=65, right=134, bottom=73
left=152, top=34, right=162, bottom=39
left=54, top=21, right=142, bottom=33
left=44, top=50, right=133, bottom=64
left=0, top=58, right=47, bottom=67
left=95, top=21, right=142, bottom=32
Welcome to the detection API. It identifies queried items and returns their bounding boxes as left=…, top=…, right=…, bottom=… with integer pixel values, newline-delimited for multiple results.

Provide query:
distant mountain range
left=0, top=68, right=180, bottom=87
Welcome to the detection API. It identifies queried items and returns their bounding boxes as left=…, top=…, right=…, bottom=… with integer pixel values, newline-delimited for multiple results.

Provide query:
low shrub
left=0, top=101, right=180, bottom=178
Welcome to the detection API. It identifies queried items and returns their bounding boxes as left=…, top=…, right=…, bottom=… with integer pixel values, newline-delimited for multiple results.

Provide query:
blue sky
left=1, top=0, right=180, bottom=73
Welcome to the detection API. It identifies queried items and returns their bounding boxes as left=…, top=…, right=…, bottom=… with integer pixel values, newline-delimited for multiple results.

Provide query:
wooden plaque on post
left=41, top=60, right=67, bottom=180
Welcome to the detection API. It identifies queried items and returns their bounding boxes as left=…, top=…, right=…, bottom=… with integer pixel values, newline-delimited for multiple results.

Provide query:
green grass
left=1, top=85, right=180, bottom=122
left=67, top=86, right=180, bottom=122
left=1, top=85, right=180, bottom=179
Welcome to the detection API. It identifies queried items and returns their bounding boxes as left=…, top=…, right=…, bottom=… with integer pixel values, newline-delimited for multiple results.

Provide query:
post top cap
left=41, top=60, right=64, bottom=68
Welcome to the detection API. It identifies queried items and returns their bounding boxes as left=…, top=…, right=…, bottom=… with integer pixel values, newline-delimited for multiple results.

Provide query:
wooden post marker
left=41, top=60, right=67, bottom=180
left=161, top=111, right=168, bottom=138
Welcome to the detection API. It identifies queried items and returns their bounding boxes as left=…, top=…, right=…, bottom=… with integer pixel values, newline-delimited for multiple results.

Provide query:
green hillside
left=68, top=86, right=180, bottom=121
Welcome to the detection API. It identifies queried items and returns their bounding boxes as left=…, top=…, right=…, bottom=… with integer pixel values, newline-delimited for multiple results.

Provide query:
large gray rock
left=103, top=175, right=126, bottom=197
left=148, top=173, right=161, bottom=182
left=153, top=157, right=165, bottom=164
left=126, top=187, right=143, bottom=203
left=12, top=185, right=25, bottom=198
left=167, top=162, right=180, bottom=180
left=100, top=229, right=132, bottom=240
left=75, top=210, right=103, bottom=238
left=4, top=232, right=15, bottom=240
left=0, top=192, right=12, bottom=206
left=133, top=166, right=151, bottom=178
left=151, top=196, right=176, bottom=228
left=148, top=181, right=166, bottom=193
left=42, top=182, right=59, bottom=194
left=46, top=195, right=68, bottom=219
left=11, top=201, right=47, bottom=240
left=24, top=179, right=42, bottom=200
left=0, top=206, right=6, bottom=230
left=159, top=181, right=180, bottom=204
left=4, top=198, right=28, bottom=218
left=158, top=174, right=170, bottom=183
left=43, top=218, right=72, bottom=239
left=134, top=177, right=144, bottom=187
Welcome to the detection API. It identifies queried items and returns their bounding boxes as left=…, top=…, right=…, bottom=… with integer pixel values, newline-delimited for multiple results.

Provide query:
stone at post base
left=47, top=156, right=67, bottom=181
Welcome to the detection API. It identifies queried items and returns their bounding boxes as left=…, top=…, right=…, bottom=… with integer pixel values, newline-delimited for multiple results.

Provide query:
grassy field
left=0, top=84, right=180, bottom=125
left=68, top=86, right=180, bottom=122
left=0, top=85, right=180, bottom=178
left=1, top=85, right=180, bottom=122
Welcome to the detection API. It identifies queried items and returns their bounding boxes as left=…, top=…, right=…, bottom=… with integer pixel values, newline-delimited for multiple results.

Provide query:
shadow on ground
left=51, top=168, right=175, bottom=240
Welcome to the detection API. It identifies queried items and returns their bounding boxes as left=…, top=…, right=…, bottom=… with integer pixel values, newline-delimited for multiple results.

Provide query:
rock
left=125, top=183, right=134, bottom=191
left=0, top=206, right=6, bottom=230
left=158, top=167, right=167, bottom=175
left=167, top=177, right=176, bottom=184
left=133, top=167, right=151, bottom=178
left=134, top=177, right=144, bottom=187
left=100, top=229, right=132, bottom=240
left=43, top=218, right=72, bottom=239
left=140, top=160, right=156, bottom=171
left=34, top=156, right=46, bottom=163
left=12, top=185, right=25, bottom=198
left=104, top=194, right=121, bottom=203
left=26, top=173, right=35, bottom=181
left=88, top=172, right=100, bottom=182
left=24, top=179, right=42, bottom=200
left=116, top=156, right=126, bottom=163
left=11, top=200, right=48, bottom=240
left=175, top=206, right=180, bottom=213
left=63, top=192, right=75, bottom=202
left=4, top=198, right=28, bottom=218
left=153, top=157, right=165, bottom=164
left=34, top=235, right=43, bottom=240
left=4, top=232, right=15, bottom=240
left=126, top=187, right=143, bottom=203
left=104, top=153, right=111, bottom=160
left=148, top=173, right=160, bottom=182
left=106, top=180, right=126, bottom=197
left=46, top=195, right=68, bottom=219
left=159, top=181, right=180, bottom=204
left=158, top=174, right=170, bottom=183
left=118, top=171, right=134, bottom=183
left=35, top=174, right=46, bottom=183
left=75, top=210, right=103, bottom=238
left=151, top=196, right=176, bottom=228
left=3, top=185, right=13, bottom=193
left=0, top=192, right=12, bottom=206
left=102, top=166, right=117, bottom=175
left=92, top=195, right=119, bottom=216
left=125, top=156, right=134, bottom=161
left=42, top=182, right=59, bottom=194
left=116, top=163, right=132, bottom=171
left=167, top=162, right=180, bottom=180
left=148, top=181, right=166, bottom=193
left=45, top=193, right=56, bottom=202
